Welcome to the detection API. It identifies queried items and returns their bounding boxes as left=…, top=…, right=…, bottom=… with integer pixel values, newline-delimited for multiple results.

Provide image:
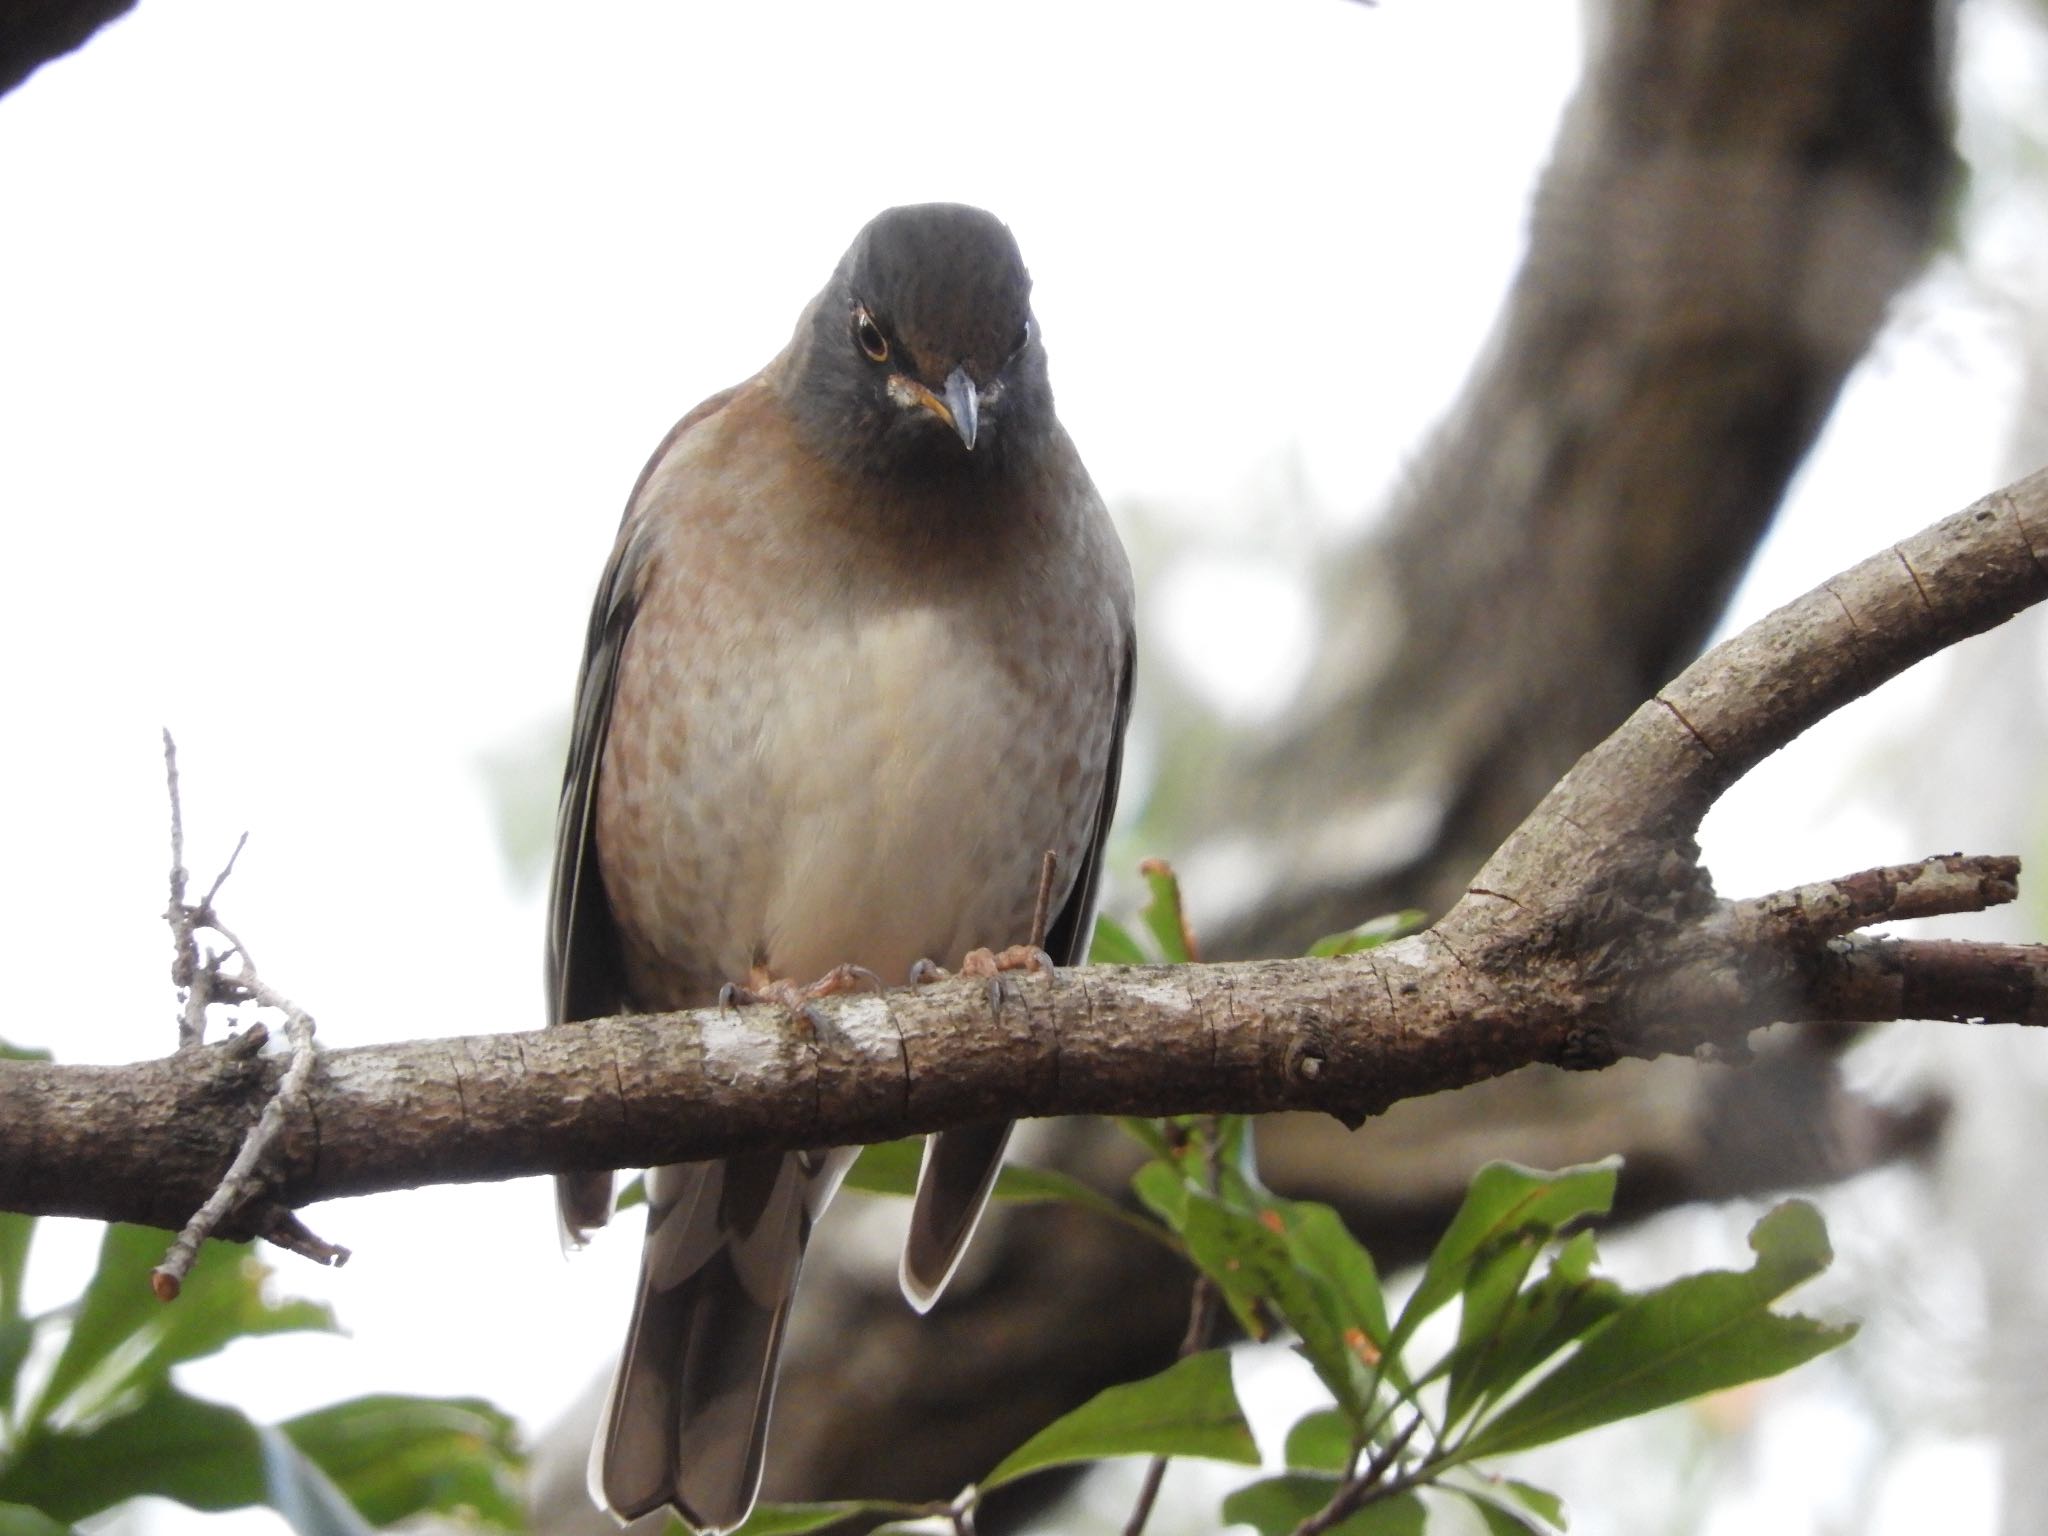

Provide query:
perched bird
left=546, top=203, right=1135, bottom=1532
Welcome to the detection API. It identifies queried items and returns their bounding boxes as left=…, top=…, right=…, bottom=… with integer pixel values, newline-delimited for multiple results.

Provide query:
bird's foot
left=910, top=945, right=1057, bottom=1009
left=718, top=964, right=884, bottom=1034
left=961, top=944, right=1059, bottom=982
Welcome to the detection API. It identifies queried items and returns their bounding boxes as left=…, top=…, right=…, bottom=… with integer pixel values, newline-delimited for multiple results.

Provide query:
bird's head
left=788, top=203, right=1053, bottom=477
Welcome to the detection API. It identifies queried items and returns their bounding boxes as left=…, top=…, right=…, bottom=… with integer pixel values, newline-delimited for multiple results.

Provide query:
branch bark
left=5, top=467, right=2044, bottom=1232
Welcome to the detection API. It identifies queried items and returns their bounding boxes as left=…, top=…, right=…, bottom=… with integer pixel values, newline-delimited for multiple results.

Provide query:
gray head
left=786, top=204, right=1055, bottom=478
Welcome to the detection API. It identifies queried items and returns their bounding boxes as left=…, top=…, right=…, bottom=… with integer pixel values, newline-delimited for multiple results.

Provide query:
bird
left=545, top=202, right=1135, bottom=1533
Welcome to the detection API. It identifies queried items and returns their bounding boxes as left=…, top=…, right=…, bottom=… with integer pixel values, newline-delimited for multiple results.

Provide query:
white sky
left=0, top=3, right=2034, bottom=1534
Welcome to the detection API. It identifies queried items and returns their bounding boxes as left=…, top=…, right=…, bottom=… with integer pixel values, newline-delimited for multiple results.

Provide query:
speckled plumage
left=546, top=204, right=1133, bottom=1533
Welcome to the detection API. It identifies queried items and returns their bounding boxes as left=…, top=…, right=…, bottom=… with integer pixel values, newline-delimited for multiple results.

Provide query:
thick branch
left=1447, top=467, right=2048, bottom=928
left=4, top=469, right=2045, bottom=1235
left=2, top=857, right=2041, bottom=1232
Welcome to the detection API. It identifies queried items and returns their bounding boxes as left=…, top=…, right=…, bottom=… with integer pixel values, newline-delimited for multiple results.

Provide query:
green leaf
left=1393, top=1161, right=1617, bottom=1350
left=1457, top=1201, right=1852, bottom=1460
left=25, top=1226, right=177, bottom=1428
left=1440, top=1470, right=1568, bottom=1536
left=1275, top=1200, right=1390, bottom=1351
left=728, top=1502, right=916, bottom=1535
left=282, top=1394, right=525, bottom=1529
left=1307, top=911, right=1428, bottom=958
left=1118, top=1116, right=1175, bottom=1159
left=0, top=1213, right=29, bottom=1328
left=1220, top=1476, right=1425, bottom=1536
left=27, top=1227, right=334, bottom=1431
left=0, top=1503, right=79, bottom=1536
left=1181, top=1196, right=1365, bottom=1420
left=983, top=1349, right=1257, bottom=1488
left=133, top=1244, right=337, bottom=1394
left=1138, top=861, right=1196, bottom=964
left=1443, top=1231, right=1547, bottom=1422
left=1207, top=1116, right=1265, bottom=1209
left=842, top=1139, right=923, bottom=1198
left=1445, top=1231, right=1621, bottom=1430
left=0, top=1387, right=373, bottom=1534
left=1089, top=914, right=1149, bottom=966
left=1463, top=1495, right=1547, bottom=1536
left=1283, top=1408, right=1355, bottom=1472
left=991, top=1164, right=1139, bottom=1228
left=615, top=1175, right=646, bottom=1214
left=1500, top=1480, right=1565, bottom=1525
left=0, top=1316, right=30, bottom=1426
left=1130, top=1161, right=1191, bottom=1233
left=254, top=1424, right=384, bottom=1536
left=844, top=1142, right=1136, bottom=1229
left=0, top=1212, right=33, bottom=1415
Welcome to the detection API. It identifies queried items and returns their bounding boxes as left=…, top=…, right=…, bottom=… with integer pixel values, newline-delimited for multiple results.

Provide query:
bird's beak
left=888, top=365, right=983, bottom=451
left=938, top=365, right=979, bottom=451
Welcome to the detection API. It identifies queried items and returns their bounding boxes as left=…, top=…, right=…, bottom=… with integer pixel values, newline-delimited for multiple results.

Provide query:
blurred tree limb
left=1197, top=0, right=1956, bottom=956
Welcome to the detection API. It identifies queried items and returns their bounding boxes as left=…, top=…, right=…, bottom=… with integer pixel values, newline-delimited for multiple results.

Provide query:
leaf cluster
left=734, top=885, right=1853, bottom=1536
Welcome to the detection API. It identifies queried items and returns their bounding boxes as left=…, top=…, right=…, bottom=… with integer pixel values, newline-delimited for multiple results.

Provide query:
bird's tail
left=592, top=1150, right=849, bottom=1532
left=899, top=1120, right=1015, bottom=1313
left=557, top=1171, right=616, bottom=1249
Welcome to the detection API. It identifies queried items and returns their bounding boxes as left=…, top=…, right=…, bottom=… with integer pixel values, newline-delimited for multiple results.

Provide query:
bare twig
left=164, top=731, right=255, bottom=1053
left=149, top=741, right=347, bottom=1299
left=150, top=943, right=347, bottom=1297
left=1031, top=849, right=1058, bottom=951
left=199, top=831, right=249, bottom=913
left=164, top=730, right=210, bottom=1052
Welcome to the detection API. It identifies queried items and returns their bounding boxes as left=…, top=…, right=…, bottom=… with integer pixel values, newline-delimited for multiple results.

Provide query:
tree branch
left=4, top=468, right=2045, bottom=1238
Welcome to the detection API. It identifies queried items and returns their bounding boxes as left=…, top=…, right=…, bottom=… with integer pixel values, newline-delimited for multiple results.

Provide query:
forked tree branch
left=3, top=468, right=2046, bottom=1244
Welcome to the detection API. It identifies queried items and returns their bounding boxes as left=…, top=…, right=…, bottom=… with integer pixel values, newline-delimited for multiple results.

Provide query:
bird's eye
left=852, top=308, right=889, bottom=363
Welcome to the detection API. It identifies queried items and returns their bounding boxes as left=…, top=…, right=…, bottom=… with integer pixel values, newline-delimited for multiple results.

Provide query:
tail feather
left=593, top=1152, right=843, bottom=1532
left=557, top=1170, right=615, bottom=1249
left=899, top=1120, right=1014, bottom=1313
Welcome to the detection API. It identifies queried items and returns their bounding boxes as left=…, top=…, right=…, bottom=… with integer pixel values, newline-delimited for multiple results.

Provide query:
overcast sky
left=0, top=4, right=2034, bottom=1534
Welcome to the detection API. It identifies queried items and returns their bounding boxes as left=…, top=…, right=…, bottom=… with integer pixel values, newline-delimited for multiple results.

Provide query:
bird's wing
left=554, top=384, right=848, bottom=1532
left=1042, top=627, right=1138, bottom=970
left=546, top=393, right=736, bottom=1242
left=900, top=627, right=1138, bottom=1311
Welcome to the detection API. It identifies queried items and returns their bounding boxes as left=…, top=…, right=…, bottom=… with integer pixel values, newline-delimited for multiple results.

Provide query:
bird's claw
left=719, top=964, right=882, bottom=1038
left=809, top=962, right=885, bottom=998
left=959, top=944, right=1059, bottom=983
left=910, top=945, right=1057, bottom=990
left=959, top=944, right=1059, bottom=1011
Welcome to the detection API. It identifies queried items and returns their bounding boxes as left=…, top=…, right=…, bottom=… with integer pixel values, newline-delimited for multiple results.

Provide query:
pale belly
left=598, top=599, right=1109, bottom=1008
